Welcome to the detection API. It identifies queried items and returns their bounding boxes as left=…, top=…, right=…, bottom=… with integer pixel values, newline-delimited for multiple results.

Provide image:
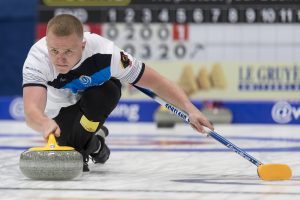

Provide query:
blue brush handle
left=208, top=131, right=262, bottom=166
left=134, top=85, right=263, bottom=167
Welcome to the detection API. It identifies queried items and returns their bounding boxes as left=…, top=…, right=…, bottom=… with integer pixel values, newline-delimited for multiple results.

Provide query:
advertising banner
left=122, top=61, right=300, bottom=101
left=1, top=96, right=299, bottom=124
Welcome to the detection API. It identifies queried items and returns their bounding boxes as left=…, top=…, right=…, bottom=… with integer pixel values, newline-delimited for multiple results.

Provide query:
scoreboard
left=37, top=0, right=300, bottom=61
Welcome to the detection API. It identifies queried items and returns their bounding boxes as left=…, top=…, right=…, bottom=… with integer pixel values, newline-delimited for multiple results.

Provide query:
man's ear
left=82, top=41, right=86, bottom=50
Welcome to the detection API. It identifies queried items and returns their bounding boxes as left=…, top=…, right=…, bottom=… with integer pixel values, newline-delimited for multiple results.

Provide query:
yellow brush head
left=258, top=164, right=292, bottom=181
left=29, top=134, right=74, bottom=151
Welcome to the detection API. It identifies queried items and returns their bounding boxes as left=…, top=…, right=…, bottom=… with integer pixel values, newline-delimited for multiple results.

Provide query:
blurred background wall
left=0, top=0, right=37, bottom=95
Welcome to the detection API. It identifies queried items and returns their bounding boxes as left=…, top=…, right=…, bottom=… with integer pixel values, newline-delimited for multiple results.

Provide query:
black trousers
left=54, top=79, right=121, bottom=152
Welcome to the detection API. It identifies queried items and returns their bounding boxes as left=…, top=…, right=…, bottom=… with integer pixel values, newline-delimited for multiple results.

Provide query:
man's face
left=46, top=32, right=85, bottom=74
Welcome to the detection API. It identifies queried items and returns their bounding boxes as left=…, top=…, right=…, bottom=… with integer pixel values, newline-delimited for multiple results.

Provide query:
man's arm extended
left=23, top=86, right=61, bottom=139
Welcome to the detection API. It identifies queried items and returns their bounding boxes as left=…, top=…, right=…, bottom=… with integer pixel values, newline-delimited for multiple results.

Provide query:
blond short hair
left=47, top=14, right=83, bottom=39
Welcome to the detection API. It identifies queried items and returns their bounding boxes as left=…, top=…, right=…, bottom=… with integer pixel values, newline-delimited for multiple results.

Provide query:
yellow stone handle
left=29, top=133, right=75, bottom=151
left=47, top=134, right=58, bottom=149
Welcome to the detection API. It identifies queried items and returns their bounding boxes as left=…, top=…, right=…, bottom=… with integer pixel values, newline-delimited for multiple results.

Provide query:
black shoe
left=81, top=152, right=90, bottom=172
left=83, top=160, right=90, bottom=172
left=80, top=126, right=109, bottom=172
left=90, top=126, right=110, bottom=164
left=91, top=143, right=110, bottom=164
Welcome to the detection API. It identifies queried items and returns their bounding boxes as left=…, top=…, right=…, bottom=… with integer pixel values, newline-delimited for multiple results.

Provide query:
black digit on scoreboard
left=174, top=44, right=186, bottom=59
left=125, top=25, right=134, bottom=40
left=123, top=44, right=135, bottom=57
left=106, top=25, right=119, bottom=40
left=140, top=25, right=152, bottom=40
left=158, top=25, right=169, bottom=40
left=141, top=44, right=151, bottom=59
left=159, top=44, right=168, bottom=59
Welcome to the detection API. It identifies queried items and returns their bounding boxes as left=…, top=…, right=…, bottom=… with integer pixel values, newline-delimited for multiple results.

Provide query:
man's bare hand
left=42, top=119, right=61, bottom=140
left=188, top=110, right=214, bottom=134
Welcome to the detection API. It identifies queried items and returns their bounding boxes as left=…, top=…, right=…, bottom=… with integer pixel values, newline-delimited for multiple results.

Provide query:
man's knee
left=80, top=79, right=121, bottom=122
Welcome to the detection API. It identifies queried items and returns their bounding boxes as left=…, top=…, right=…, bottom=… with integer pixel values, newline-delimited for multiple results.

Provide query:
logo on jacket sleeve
left=120, top=51, right=132, bottom=68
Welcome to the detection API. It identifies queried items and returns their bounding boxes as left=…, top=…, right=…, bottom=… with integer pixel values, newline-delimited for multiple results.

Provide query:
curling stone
left=19, top=134, right=83, bottom=180
left=201, top=107, right=233, bottom=124
left=201, top=101, right=233, bottom=124
left=154, top=106, right=181, bottom=128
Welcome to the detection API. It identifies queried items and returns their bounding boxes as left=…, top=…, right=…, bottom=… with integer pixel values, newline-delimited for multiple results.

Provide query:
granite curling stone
left=19, top=134, right=83, bottom=180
